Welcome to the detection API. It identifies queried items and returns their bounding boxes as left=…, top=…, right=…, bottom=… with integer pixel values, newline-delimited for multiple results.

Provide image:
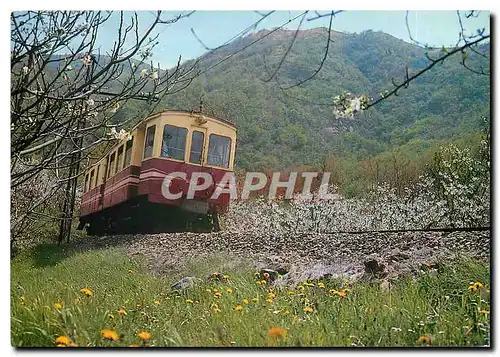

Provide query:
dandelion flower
left=417, top=335, right=431, bottom=345
left=480, top=310, right=489, bottom=314
left=138, top=331, right=151, bottom=341
left=338, top=290, right=348, bottom=297
left=55, top=302, right=63, bottom=309
left=251, top=298, right=259, bottom=303
left=243, top=299, right=249, bottom=305
left=303, top=306, right=314, bottom=313
left=474, top=282, right=484, bottom=289
left=80, top=288, right=93, bottom=297
left=266, top=298, right=274, bottom=304
left=234, top=305, right=244, bottom=311
left=119, top=308, right=127, bottom=316
left=214, top=292, right=222, bottom=298
left=318, top=282, right=325, bottom=288
left=226, top=288, right=233, bottom=294
left=154, top=300, right=161, bottom=305
left=258, top=280, right=267, bottom=285
left=101, top=329, right=119, bottom=342
left=222, top=275, right=230, bottom=281
left=185, top=299, right=194, bottom=304
left=55, top=336, right=71, bottom=346
left=268, top=326, right=287, bottom=340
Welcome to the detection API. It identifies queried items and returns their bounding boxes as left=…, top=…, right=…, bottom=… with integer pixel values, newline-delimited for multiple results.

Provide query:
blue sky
left=96, top=10, right=490, bottom=68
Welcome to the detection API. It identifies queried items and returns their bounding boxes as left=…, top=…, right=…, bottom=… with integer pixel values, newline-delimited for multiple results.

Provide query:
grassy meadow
left=11, top=243, right=490, bottom=347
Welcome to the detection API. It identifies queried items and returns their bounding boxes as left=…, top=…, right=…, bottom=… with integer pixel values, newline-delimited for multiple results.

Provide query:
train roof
left=132, top=110, right=237, bottom=131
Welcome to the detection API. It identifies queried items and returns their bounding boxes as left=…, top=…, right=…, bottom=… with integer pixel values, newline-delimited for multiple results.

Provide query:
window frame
left=124, top=137, right=134, bottom=168
left=161, top=124, right=188, bottom=161
left=143, top=125, right=156, bottom=159
left=107, top=152, right=116, bottom=178
left=207, top=134, right=232, bottom=169
left=189, top=130, right=205, bottom=165
left=116, top=144, right=124, bottom=173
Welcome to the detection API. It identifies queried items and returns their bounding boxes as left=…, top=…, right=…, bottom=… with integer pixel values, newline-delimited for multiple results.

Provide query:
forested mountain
left=158, top=28, right=490, bottom=170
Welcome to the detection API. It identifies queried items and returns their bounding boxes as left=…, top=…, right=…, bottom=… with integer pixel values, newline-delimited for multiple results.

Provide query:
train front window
left=124, top=137, right=133, bottom=167
left=161, top=124, right=187, bottom=161
left=207, top=134, right=231, bottom=168
left=144, top=125, right=156, bottom=158
left=189, top=131, right=204, bottom=164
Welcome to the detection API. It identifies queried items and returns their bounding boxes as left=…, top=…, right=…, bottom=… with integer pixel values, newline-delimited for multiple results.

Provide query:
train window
left=161, top=124, right=187, bottom=161
left=90, top=169, right=95, bottom=190
left=144, top=126, right=156, bottom=158
left=84, top=173, right=90, bottom=192
left=95, top=165, right=100, bottom=186
left=116, top=145, right=124, bottom=172
left=207, top=134, right=231, bottom=168
left=124, top=137, right=133, bottom=167
left=108, top=152, right=116, bottom=178
left=190, top=131, right=204, bottom=164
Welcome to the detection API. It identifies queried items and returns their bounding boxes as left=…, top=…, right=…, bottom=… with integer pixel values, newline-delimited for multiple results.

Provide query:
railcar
left=78, top=110, right=237, bottom=235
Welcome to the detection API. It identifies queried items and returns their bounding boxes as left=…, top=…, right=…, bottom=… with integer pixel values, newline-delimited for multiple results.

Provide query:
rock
left=364, top=259, right=386, bottom=278
left=171, top=276, right=198, bottom=290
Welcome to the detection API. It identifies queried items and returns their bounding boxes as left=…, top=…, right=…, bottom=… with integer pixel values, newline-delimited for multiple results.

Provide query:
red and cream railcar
left=78, top=110, right=237, bottom=235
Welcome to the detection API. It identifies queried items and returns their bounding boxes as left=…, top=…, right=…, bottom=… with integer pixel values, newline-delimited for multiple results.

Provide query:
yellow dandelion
left=480, top=310, right=489, bottom=314
left=318, top=282, right=325, bottom=288
left=55, top=336, right=71, bottom=346
left=222, top=274, right=230, bottom=280
left=303, top=306, right=314, bottom=313
left=138, top=331, right=151, bottom=341
left=80, top=288, right=93, bottom=297
left=19, top=296, right=25, bottom=305
left=474, top=282, right=484, bottom=289
left=243, top=299, right=249, bottom=305
left=268, top=326, right=287, bottom=340
left=154, top=300, right=161, bottom=305
left=119, top=308, right=127, bottom=316
left=56, top=344, right=66, bottom=348
left=101, top=329, right=119, bottom=342
left=338, top=289, right=348, bottom=297
left=267, top=292, right=276, bottom=299
left=258, top=280, right=267, bottom=285
left=252, top=297, right=259, bottom=303
left=226, top=288, right=233, bottom=294
left=266, top=298, right=274, bottom=304
left=417, top=335, right=431, bottom=345
left=214, top=292, right=222, bottom=298
left=55, top=302, right=63, bottom=310
left=185, top=299, right=194, bottom=304
left=234, top=305, right=244, bottom=311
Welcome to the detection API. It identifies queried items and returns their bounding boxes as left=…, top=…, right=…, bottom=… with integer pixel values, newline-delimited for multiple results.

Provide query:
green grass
left=11, top=243, right=490, bottom=347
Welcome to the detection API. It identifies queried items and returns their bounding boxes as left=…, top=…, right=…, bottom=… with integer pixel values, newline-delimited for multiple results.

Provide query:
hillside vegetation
left=156, top=29, right=490, bottom=170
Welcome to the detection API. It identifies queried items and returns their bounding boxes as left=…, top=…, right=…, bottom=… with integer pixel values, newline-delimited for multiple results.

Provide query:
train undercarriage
left=77, top=195, right=221, bottom=236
